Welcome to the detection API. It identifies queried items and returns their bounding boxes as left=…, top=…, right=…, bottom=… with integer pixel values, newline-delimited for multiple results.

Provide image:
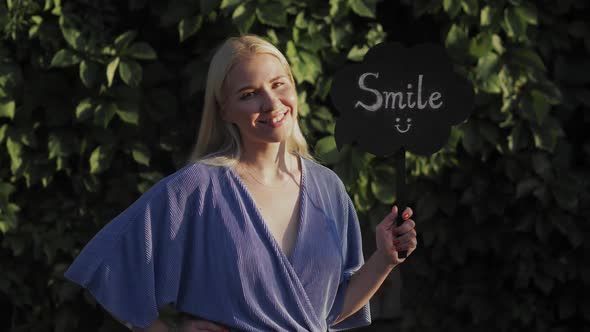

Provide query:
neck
left=238, top=141, right=298, bottom=182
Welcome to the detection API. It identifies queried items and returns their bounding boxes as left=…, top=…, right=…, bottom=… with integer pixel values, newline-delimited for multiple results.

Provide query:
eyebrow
left=234, top=75, right=288, bottom=95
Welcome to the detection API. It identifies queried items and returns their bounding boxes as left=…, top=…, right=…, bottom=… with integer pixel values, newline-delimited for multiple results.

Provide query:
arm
left=332, top=206, right=417, bottom=325
left=332, top=251, right=396, bottom=325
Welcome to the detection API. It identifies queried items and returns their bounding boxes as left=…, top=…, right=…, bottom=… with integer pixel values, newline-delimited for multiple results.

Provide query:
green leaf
left=443, top=0, right=461, bottom=18
left=511, top=48, right=546, bottom=72
left=508, top=122, right=530, bottom=152
left=514, top=5, right=537, bottom=25
left=330, top=23, right=352, bottom=49
left=125, top=42, right=157, bottom=60
left=200, top=0, right=220, bottom=14
left=79, top=60, right=100, bottom=88
left=256, top=3, right=287, bottom=27
left=347, top=45, right=369, bottom=61
left=48, top=133, right=74, bottom=159
left=294, top=30, right=330, bottom=52
left=0, top=100, right=15, bottom=119
left=131, top=143, right=150, bottom=166
left=469, top=32, right=492, bottom=57
left=116, top=102, right=139, bottom=125
left=330, top=0, right=348, bottom=20
left=113, top=30, right=137, bottom=50
left=370, top=165, right=396, bottom=204
left=179, top=15, right=203, bottom=42
left=295, top=12, right=307, bottom=29
left=462, top=122, right=482, bottom=154
left=0, top=124, right=7, bottom=143
left=504, top=7, right=527, bottom=39
left=445, top=23, right=468, bottom=51
left=75, top=98, right=94, bottom=122
left=460, top=0, right=478, bottom=16
left=50, top=49, right=81, bottom=67
left=0, top=182, right=15, bottom=196
left=299, top=50, right=322, bottom=83
left=315, top=136, right=342, bottom=164
left=349, top=0, right=377, bottom=18
left=119, top=61, right=142, bottom=87
left=93, top=103, right=117, bottom=128
left=6, top=137, right=23, bottom=174
left=529, top=89, right=552, bottom=124
left=476, top=53, right=500, bottom=79
left=220, top=0, right=241, bottom=9
left=232, top=3, right=256, bottom=33
left=106, top=57, right=120, bottom=87
left=59, top=16, right=83, bottom=51
left=480, top=5, right=494, bottom=26
left=89, top=145, right=114, bottom=174
left=366, top=23, right=386, bottom=47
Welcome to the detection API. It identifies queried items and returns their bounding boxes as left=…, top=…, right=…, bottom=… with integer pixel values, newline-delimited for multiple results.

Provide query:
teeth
left=271, top=111, right=287, bottom=124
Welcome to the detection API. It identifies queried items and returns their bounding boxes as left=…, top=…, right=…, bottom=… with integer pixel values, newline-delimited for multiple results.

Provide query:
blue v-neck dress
left=64, top=156, right=371, bottom=331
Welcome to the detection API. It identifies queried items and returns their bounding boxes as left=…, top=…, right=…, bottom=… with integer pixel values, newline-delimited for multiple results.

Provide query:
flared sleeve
left=327, top=184, right=372, bottom=331
left=64, top=180, right=187, bottom=328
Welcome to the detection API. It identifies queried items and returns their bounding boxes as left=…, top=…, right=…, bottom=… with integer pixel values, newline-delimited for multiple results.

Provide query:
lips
left=257, top=110, right=289, bottom=125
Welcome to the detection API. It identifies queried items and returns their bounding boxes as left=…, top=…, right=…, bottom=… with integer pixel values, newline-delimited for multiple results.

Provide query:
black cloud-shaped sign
left=330, top=43, right=474, bottom=156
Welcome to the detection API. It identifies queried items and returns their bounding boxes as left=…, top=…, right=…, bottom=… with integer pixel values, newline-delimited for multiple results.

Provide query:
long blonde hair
left=185, top=35, right=313, bottom=167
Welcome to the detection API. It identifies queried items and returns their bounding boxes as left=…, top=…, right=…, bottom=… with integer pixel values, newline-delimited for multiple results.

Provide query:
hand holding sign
left=330, top=43, right=473, bottom=258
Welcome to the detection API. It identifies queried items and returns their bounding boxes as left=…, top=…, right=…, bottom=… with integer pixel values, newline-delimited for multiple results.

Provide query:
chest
left=245, top=183, right=301, bottom=258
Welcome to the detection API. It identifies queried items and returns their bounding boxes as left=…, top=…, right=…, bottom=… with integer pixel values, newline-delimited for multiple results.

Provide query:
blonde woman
left=65, top=35, right=417, bottom=332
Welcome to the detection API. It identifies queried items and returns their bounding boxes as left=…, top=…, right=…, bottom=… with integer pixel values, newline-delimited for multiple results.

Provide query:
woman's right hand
left=177, top=319, right=229, bottom=332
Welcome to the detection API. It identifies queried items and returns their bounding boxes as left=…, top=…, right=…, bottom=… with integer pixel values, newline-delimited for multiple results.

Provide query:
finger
left=392, top=219, right=416, bottom=235
left=393, top=228, right=416, bottom=242
left=393, top=234, right=417, bottom=248
left=381, top=206, right=398, bottom=229
left=394, top=237, right=417, bottom=251
left=402, top=207, right=413, bottom=220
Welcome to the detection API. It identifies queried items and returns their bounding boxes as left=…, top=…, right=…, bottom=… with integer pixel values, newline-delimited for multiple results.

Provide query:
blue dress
left=64, top=156, right=371, bottom=331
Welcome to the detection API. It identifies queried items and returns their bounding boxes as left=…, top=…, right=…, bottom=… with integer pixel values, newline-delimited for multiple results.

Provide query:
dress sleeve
left=64, top=182, right=186, bottom=329
left=327, top=187, right=371, bottom=331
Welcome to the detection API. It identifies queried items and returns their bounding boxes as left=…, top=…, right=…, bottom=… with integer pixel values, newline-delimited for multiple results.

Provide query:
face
left=221, top=53, right=298, bottom=147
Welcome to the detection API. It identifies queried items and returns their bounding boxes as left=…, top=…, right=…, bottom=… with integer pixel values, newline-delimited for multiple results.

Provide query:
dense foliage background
left=0, top=0, right=588, bottom=331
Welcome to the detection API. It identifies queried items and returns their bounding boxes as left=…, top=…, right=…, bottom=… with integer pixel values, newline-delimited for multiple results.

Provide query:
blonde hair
left=185, top=34, right=313, bottom=167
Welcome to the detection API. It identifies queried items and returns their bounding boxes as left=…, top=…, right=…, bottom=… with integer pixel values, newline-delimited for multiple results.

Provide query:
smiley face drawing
left=395, top=117, right=412, bottom=133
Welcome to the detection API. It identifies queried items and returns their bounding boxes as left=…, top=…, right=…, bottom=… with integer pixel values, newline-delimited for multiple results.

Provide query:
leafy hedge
left=0, top=0, right=588, bottom=331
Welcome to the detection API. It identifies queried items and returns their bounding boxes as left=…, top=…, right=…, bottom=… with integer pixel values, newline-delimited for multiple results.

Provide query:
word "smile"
left=355, top=73, right=443, bottom=112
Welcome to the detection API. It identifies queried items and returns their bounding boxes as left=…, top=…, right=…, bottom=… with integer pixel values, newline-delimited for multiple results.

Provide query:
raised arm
left=333, top=205, right=417, bottom=324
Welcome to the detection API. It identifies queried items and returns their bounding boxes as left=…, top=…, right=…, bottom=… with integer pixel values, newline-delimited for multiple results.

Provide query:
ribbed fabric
left=64, top=156, right=371, bottom=331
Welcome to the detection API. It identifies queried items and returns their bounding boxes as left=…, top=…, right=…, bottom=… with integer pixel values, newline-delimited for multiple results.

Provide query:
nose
left=260, top=89, right=281, bottom=113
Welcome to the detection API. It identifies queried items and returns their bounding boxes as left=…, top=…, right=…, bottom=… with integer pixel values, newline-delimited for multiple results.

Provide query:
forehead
left=225, top=53, right=288, bottom=90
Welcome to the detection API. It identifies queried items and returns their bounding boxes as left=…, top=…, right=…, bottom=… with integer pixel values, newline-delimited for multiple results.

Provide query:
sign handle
left=395, top=147, right=408, bottom=259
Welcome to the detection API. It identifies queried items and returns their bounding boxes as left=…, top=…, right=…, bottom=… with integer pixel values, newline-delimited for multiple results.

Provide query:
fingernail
left=403, top=213, right=409, bottom=220
left=391, top=205, right=397, bottom=213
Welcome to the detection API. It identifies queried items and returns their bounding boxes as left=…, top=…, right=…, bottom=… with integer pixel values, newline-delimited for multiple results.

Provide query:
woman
left=65, top=35, right=417, bottom=332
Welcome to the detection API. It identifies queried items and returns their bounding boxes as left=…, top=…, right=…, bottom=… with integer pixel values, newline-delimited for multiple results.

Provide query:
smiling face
left=395, top=117, right=412, bottom=133
left=221, top=53, right=298, bottom=148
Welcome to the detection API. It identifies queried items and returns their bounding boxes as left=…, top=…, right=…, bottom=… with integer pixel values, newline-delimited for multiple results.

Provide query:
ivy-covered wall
left=0, top=0, right=588, bottom=331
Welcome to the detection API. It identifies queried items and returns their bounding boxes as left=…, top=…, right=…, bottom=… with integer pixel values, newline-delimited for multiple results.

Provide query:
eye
left=240, top=91, right=255, bottom=100
left=272, top=81, right=285, bottom=89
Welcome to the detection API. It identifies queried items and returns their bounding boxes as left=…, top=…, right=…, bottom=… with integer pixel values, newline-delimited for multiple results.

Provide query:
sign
left=330, top=43, right=473, bottom=156
left=330, top=43, right=474, bottom=258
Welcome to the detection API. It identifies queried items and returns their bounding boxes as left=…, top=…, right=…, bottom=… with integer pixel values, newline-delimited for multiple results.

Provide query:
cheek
left=283, top=91, right=298, bottom=112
